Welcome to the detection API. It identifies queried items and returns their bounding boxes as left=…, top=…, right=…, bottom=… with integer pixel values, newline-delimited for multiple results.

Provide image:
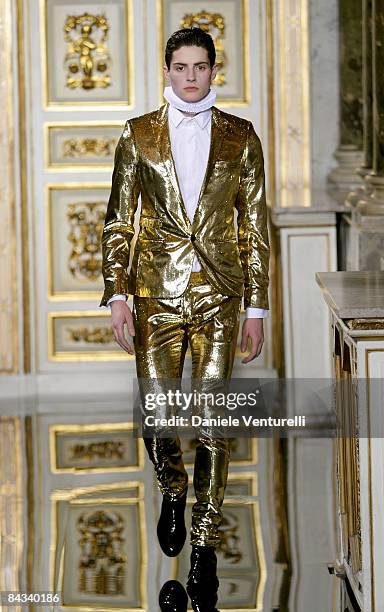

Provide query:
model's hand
left=240, top=319, right=264, bottom=363
left=110, top=301, right=135, bottom=354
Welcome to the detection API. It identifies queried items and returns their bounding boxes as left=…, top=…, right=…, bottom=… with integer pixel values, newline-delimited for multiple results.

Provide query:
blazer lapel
left=195, top=106, right=227, bottom=212
left=151, top=103, right=191, bottom=229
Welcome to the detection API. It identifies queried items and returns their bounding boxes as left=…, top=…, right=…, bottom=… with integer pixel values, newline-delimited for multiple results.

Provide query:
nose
left=186, top=68, right=196, bottom=81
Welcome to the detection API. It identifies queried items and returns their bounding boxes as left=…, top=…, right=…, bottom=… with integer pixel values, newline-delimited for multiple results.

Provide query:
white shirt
left=107, top=105, right=268, bottom=319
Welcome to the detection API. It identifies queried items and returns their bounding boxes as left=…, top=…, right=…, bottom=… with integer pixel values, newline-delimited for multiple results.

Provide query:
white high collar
left=163, top=85, right=216, bottom=114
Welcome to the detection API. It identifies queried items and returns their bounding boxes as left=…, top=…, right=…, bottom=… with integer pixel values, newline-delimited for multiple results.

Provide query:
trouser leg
left=185, top=280, right=241, bottom=548
left=132, top=294, right=189, bottom=500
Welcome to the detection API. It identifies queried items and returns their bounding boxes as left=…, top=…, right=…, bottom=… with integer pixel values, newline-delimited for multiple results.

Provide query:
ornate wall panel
left=45, top=122, right=124, bottom=170
left=48, top=311, right=135, bottom=361
left=25, top=0, right=146, bottom=371
left=158, top=0, right=249, bottom=105
left=41, top=0, right=134, bottom=108
left=49, top=423, right=144, bottom=472
left=46, top=184, right=110, bottom=299
left=51, top=482, right=147, bottom=610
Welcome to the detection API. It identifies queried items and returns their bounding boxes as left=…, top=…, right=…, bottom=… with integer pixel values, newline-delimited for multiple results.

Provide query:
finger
left=242, top=342, right=262, bottom=363
left=112, top=324, right=135, bottom=354
left=240, top=330, right=249, bottom=352
left=255, top=339, right=264, bottom=358
left=126, top=313, right=136, bottom=337
left=114, top=333, right=134, bottom=354
left=241, top=340, right=262, bottom=364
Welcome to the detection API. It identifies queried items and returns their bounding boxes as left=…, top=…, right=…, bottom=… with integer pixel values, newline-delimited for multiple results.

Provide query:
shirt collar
left=168, top=105, right=211, bottom=130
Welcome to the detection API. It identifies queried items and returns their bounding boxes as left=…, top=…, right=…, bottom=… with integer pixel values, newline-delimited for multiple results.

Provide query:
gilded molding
left=276, top=0, right=311, bottom=207
left=0, top=0, right=18, bottom=372
left=0, top=418, right=23, bottom=594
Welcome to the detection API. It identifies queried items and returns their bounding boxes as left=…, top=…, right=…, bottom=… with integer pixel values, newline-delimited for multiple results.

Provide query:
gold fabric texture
left=133, top=271, right=241, bottom=547
left=100, top=103, right=270, bottom=309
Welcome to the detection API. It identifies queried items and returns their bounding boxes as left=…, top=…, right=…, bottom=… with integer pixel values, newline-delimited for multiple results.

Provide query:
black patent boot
left=157, top=492, right=187, bottom=557
left=186, top=545, right=220, bottom=611
left=159, top=580, right=188, bottom=611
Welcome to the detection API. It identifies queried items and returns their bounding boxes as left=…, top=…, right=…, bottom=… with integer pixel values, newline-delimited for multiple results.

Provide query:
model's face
left=163, top=45, right=218, bottom=103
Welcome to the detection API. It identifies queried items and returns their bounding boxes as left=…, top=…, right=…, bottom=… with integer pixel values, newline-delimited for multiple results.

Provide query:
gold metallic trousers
left=132, top=271, right=241, bottom=547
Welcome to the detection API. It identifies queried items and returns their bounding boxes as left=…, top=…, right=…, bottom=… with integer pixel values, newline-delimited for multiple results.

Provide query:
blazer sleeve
left=99, top=120, right=140, bottom=307
left=235, top=122, right=270, bottom=310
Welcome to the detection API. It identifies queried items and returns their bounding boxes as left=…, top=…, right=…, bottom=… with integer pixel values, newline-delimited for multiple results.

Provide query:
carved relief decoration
left=66, top=201, right=105, bottom=281
left=67, top=325, right=114, bottom=344
left=77, top=510, right=128, bottom=594
left=62, top=136, right=118, bottom=158
left=63, top=13, right=111, bottom=90
left=70, top=441, right=125, bottom=461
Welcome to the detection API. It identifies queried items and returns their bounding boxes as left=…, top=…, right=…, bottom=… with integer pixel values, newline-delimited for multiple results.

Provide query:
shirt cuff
left=107, top=294, right=128, bottom=308
left=245, top=307, right=269, bottom=319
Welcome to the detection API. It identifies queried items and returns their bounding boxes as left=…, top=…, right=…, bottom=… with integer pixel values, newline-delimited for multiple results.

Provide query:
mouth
left=184, top=87, right=199, bottom=91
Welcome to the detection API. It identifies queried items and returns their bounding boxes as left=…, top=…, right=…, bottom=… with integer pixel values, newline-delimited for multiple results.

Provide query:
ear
left=210, top=63, right=219, bottom=82
left=163, top=63, right=170, bottom=81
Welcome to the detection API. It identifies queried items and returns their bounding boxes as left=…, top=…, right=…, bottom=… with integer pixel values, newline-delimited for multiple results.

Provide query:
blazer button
left=190, top=234, right=196, bottom=242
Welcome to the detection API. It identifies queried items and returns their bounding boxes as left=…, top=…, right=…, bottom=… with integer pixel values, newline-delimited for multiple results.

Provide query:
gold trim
left=301, top=0, right=311, bottom=205
left=49, top=422, right=145, bottom=473
left=1, top=0, right=19, bottom=372
left=25, top=416, right=35, bottom=593
left=346, top=318, right=384, bottom=330
left=0, top=418, right=24, bottom=611
left=157, top=0, right=250, bottom=107
left=40, top=0, right=135, bottom=110
left=46, top=183, right=110, bottom=301
left=17, top=0, right=30, bottom=373
left=365, top=348, right=376, bottom=611
left=44, top=121, right=125, bottom=171
left=50, top=481, right=147, bottom=611
left=266, top=0, right=276, bottom=205
left=47, top=310, right=135, bottom=361
left=277, top=0, right=311, bottom=207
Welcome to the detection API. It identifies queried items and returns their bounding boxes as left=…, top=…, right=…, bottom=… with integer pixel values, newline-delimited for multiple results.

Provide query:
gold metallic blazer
left=100, top=103, right=270, bottom=309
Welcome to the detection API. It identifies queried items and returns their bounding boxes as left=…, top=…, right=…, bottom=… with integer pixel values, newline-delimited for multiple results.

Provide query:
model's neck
left=163, top=85, right=216, bottom=115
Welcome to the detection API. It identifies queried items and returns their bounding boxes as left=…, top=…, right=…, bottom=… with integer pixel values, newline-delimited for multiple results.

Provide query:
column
left=358, top=0, right=384, bottom=212
left=328, top=0, right=364, bottom=201
left=345, top=0, right=374, bottom=207
left=362, top=0, right=374, bottom=173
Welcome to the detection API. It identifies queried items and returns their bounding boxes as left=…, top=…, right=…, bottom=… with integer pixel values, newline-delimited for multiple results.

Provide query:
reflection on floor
left=1, top=391, right=338, bottom=611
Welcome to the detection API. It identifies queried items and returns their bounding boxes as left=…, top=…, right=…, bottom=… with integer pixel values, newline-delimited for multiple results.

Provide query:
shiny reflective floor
left=0, top=387, right=339, bottom=611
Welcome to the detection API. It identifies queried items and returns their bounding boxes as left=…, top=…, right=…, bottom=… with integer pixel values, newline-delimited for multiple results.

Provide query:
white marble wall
left=309, top=0, right=340, bottom=191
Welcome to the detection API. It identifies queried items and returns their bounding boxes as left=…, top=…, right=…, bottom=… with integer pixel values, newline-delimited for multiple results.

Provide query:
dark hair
left=165, top=28, right=216, bottom=69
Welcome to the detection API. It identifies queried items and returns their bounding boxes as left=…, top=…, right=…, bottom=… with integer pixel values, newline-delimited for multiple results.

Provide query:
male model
left=100, top=28, right=269, bottom=612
